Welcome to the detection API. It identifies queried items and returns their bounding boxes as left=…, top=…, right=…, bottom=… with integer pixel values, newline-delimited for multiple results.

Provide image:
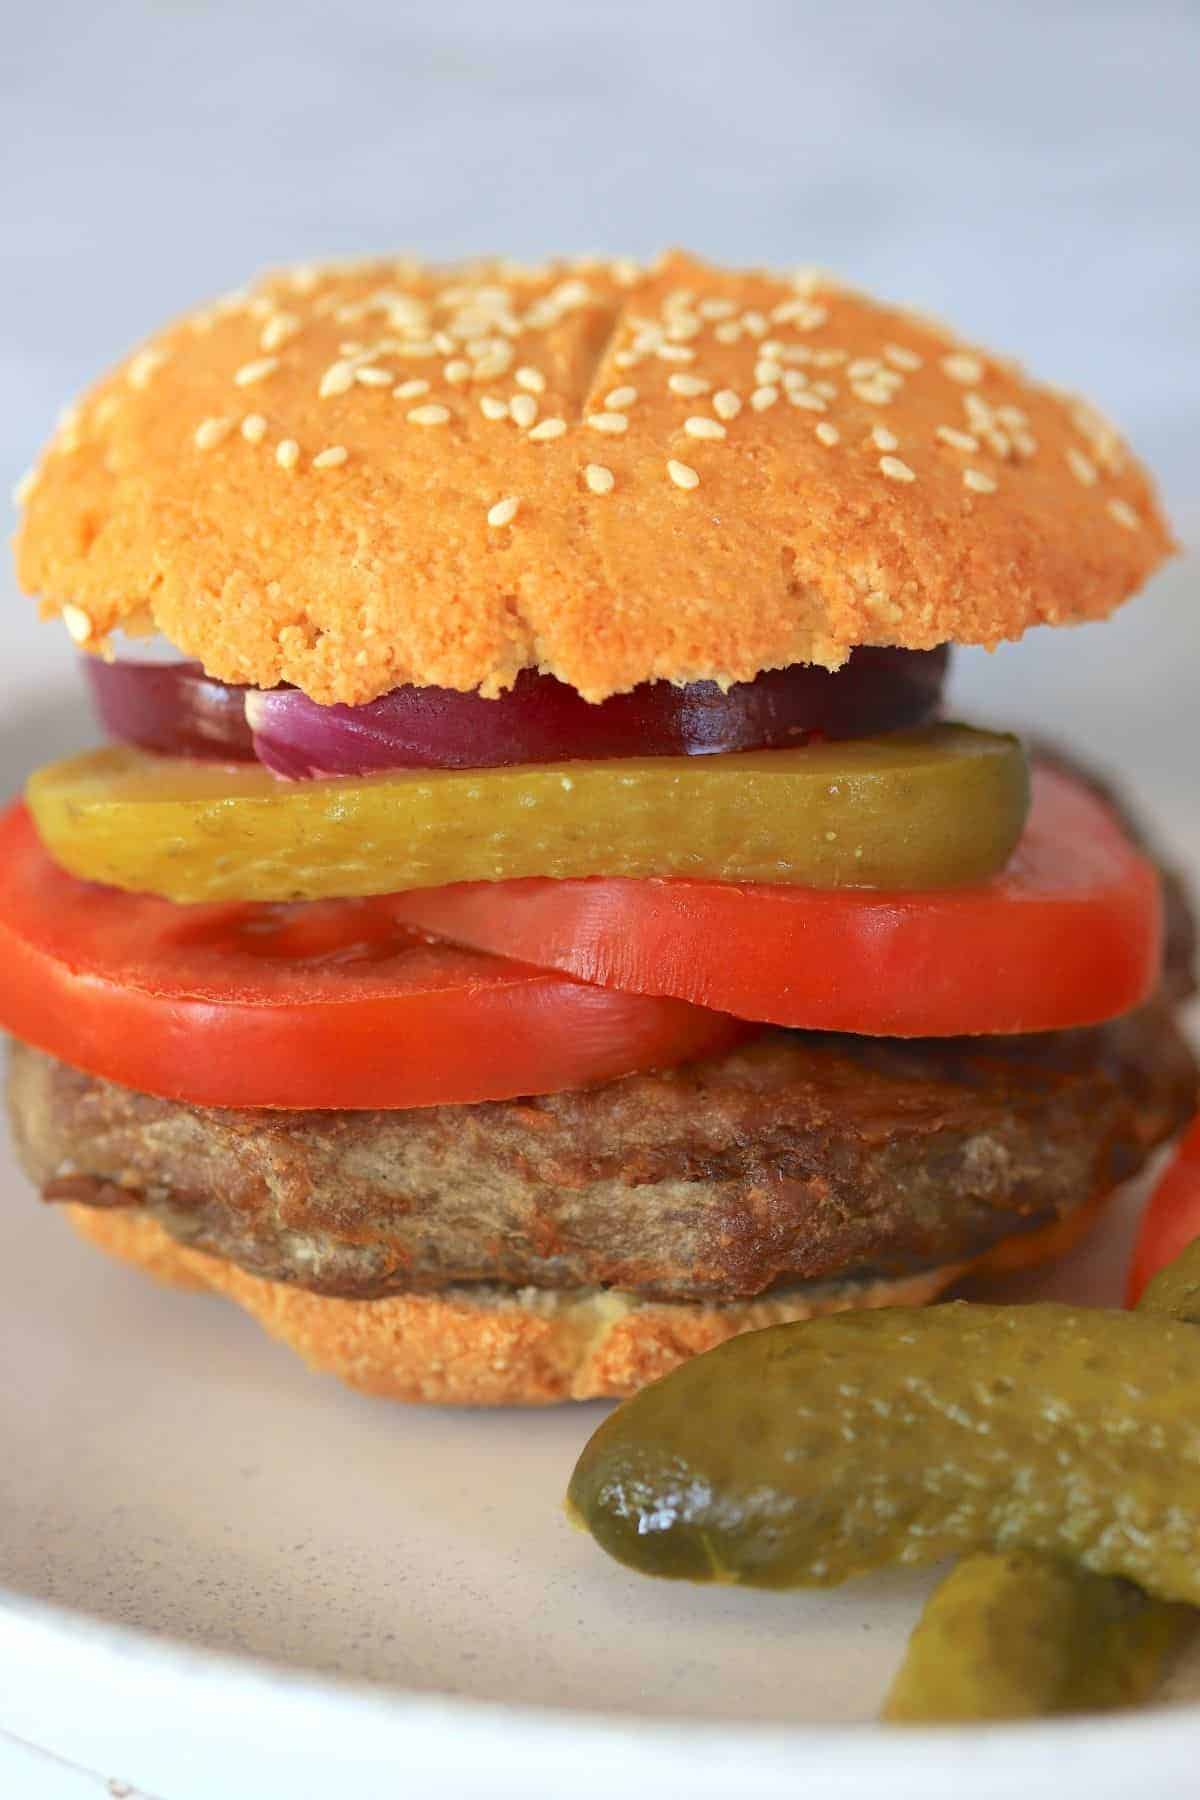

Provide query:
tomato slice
left=1127, top=1118, right=1200, bottom=1305
left=0, top=804, right=747, bottom=1110
left=390, top=769, right=1163, bottom=1037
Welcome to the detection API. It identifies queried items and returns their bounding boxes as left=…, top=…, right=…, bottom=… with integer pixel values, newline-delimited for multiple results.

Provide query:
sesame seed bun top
left=14, top=250, right=1173, bottom=705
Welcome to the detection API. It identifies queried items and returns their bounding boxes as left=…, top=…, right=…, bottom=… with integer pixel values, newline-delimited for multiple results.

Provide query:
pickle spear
left=566, top=1243, right=1200, bottom=1603
left=883, top=1551, right=1194, bottom=1722
left=25, top=724, right=1028, bottom=903
left=884, top=1237, right=1200, bottom=1723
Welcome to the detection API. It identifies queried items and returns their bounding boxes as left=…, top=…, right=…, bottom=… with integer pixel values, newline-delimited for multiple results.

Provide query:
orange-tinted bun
left=16, top=251, right=1171, bottom=706
left=64, top=1193, right=1106, bottom=1405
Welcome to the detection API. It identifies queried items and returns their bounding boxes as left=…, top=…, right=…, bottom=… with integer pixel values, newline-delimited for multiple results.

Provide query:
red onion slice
left=83, top=657, right=257, bottom=761
left=244, top=649, right=949, bottom=778
left=83, top=647, right=949, bottom=776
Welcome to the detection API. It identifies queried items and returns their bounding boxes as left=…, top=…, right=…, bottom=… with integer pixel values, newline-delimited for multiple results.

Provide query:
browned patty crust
left=11, top=993, right=1195, bottom=1305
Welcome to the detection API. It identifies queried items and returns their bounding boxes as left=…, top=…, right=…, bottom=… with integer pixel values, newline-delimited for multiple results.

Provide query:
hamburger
left=4, top=250, right=1195, bottom=1404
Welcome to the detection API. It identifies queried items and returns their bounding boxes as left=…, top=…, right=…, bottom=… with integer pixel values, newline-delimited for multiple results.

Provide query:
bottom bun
left=62, top=1194, right=1107, bottom=1405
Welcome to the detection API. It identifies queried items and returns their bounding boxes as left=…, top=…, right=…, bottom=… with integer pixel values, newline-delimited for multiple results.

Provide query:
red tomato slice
left=391, top=769, right=1163, bottom=1037
left=0, top=803, right=747, bottom=1110
left=1127, top=1118, right=1200, bottom=1305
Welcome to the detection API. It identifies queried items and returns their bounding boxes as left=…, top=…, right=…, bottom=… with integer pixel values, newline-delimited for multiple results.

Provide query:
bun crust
left=17, top=251, right=1171, bottom=706
left=64, top=1195, right=1104, bottom=1405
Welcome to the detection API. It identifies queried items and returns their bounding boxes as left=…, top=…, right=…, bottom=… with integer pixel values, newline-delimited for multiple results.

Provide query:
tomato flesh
left=0, top=804, right=747, bottom=1110
left=390, top=769, right=1163, bottom=1037
left=1127, top=1118, right=1200, bottom=1305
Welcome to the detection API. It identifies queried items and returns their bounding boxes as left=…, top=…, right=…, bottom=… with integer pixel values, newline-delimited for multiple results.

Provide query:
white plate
left=1, top=560, right=1199, bottom=1798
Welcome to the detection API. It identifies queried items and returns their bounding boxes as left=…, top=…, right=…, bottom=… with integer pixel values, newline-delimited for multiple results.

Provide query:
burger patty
left=10, top=992, right=1195, bottom=1304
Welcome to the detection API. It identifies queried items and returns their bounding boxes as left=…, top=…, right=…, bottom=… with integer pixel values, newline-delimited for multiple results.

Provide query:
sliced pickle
left=26, top=725, right=1029, bottom=904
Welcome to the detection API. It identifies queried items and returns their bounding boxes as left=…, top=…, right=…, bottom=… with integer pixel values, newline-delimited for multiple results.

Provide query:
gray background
left=3, top=0, right=1198, bottom=529
left=0, top=0, right=1195, bottom=776
left=0, top=9, right=1198, bottom=1789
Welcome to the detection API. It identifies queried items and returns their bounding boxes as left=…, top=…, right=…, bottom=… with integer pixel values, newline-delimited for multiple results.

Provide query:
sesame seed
left=515, top=366, right=546, bottom=394
left=443, top=359, right=472, bottom=385
left=56, top=415, right=82, bottom=453
left=241, top=413, right=268, bottom=443
left=433, top=332, right=456, bottom=355
left=319, top=360, right=356, bottom=398
left=997, top=404, right=1030, bottom=428
left=815, top=422, right=840, bottom=447
left=656, top=344, right=696, bottom=363
left=713, top=321, right=741, bottom=345
left=584, top=463, right=615, bottom=495
left=936, top=426, right=979, bottom=453
left=872, top=426, right=899, bottom=452
left=234, top=356, right=278, bottom=388
left=355, top=365, right=394, bottom=387
left=667, top=459, right=700, bottom=490
left=394, top=378, right=431, bottom=400
left=61, top=604, right=92, bottom=644
left=528, top=417, right=567, bottom=441
left=852, top=381, right=894, bottom=406
left=487, top=496, right=520, bottom=527
left=260, top=313, right=300, bottom=352
left=699, top=297, right=737, bottom=320
left=479, top=395, right=509, bottom=421
left=312, top=445, right=348, bottom=470
left=788, top=389, right=826, bottom=412
left=684, top=415, right=726, bottom=441
left=586, top=412, right=628, bottom=434
left=782, top=300, right=828, bottom=331
left=1066, top=447, right=1097, bottom=486
left=879, top=455, right=916, bottom=483
left=812, top=349, right=847, bottom=368
left=509, top=393, right=539, bottom=429
left=771, top=297, right=822, bottom=326
left=276, top=438, right=300, bottom=469
left=984, top=428, right=1012, bottom=459
left=668, top=373, right=710, bottom=397
left=754, top=359, right=784, bottom=386
left=473, top=348, right=513, bottom=379
left=408, top=404, right=451, bottom=426
left=194, top=416, right=233, bottom=450
left=12, top=467, right=37, bottom=506
left=712, top=389, right=742, bottom=421
left=605, top=385, right=638, bottom=410
left=1108, top=497, right=1140, bottom=530
left=1012, top=430, right=1038, bottom=458
left=790, top=266, right=825, bottom=294
left=751, top=385, right=780, bottom=412
left=963, top=468, right=997, bottom=493
left=883, top=343, right=923, bottom=371
left=812, top=380, right=838, bottom=399
left=741, top=311, right=768, bottom=338
left=848, top=358, right=881, bottom=379
left=941, top=352, right=984, bottom=385
left=127, top=346, right=169, bottom=390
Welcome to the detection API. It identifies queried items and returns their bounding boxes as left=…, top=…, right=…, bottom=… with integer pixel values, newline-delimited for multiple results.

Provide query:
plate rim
left=4, top=1585, right=1200, bottom=1799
